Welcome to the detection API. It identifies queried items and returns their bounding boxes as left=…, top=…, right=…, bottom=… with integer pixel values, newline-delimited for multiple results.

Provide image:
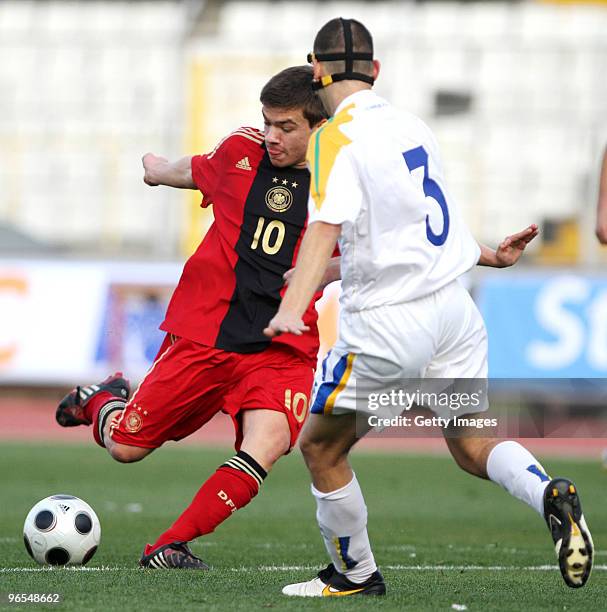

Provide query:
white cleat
left=282, top=563, right=386, bottom=597
left=282, top=576, right=328, bottom=597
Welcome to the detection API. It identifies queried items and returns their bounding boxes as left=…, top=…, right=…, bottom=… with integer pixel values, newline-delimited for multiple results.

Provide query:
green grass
left=0, top=442, right=605, bottom=610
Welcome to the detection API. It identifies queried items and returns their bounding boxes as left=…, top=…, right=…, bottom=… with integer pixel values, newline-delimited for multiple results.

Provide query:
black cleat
left=56, top=372, right=130, bottom=427
left=140, top=541, right=209, bottom=570
left=544, top=477, right=593, bottom=588
left=282, top=563, right=386, bottom=597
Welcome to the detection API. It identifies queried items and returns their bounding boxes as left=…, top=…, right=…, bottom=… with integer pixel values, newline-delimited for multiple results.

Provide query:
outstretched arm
left=264, top=222, right=341, bottom=337
left=142, top=153, right=196, bottom=189
left=478, top=224, right=539, bottom=268
left=596, top=147, right=607, bottom=244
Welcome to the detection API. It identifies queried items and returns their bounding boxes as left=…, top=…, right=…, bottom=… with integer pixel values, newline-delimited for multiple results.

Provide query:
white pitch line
left=2, top=564, right=607, bottom=573
left=0, top=566, right=126, bottom=573
left=383, top=565, right=589, bottom=572
left=258, top=564, right=607, bottom=572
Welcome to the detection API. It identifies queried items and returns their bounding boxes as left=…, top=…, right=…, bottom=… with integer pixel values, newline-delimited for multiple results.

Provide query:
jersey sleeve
left=191, top=128, right=264, bottom=208
left=307, top=131, right=363, bottom=225
left=191, top=139, right=229, bottom=208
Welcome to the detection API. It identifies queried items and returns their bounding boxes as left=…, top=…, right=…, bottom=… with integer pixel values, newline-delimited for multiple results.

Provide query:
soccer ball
left=23, top=494, right=101, bottom=566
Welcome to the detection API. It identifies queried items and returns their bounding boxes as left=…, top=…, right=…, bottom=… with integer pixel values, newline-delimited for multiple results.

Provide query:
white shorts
left=310, top=279, right=488, bottom=419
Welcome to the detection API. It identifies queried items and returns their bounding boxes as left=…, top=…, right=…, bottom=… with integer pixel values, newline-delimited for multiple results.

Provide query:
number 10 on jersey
left=403, top=146, right=450, bottom=246
left=251, top=216, right=286, bottom=255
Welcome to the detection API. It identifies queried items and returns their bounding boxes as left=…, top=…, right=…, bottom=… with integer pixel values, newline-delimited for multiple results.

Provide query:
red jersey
left=161, top=127, right=321, bottom=365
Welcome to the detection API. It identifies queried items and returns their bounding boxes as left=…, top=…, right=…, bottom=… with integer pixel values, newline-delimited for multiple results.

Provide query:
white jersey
left=307, top=89, right=480, bottom=312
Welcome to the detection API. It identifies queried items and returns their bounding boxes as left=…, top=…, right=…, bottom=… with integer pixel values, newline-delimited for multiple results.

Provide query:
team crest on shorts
left=124, top=411, right=143, bottom=433
left=265, top=186, right=293, bottom=213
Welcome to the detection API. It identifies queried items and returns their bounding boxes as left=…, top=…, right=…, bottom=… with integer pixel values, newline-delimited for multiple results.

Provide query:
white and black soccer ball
left=23, top=494, right=101, bottom=566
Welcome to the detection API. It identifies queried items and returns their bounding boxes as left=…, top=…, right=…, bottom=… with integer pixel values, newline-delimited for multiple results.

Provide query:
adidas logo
left=78, top=385, right=99, bottom=400
left=235, top=157, right=252, bottom=171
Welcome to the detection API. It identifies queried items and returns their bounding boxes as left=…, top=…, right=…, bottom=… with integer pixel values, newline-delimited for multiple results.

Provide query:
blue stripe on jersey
left=321, top=350, right=331, bottom=380
left=311, top=353, right=348, bottom=414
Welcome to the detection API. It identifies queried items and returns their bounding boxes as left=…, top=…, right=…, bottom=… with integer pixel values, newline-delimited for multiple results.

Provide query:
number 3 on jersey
left=403, top=146, right=450, bottom=246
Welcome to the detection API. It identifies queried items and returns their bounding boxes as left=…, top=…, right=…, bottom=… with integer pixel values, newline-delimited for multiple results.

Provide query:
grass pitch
left=1, top=441, right=605, bottom=611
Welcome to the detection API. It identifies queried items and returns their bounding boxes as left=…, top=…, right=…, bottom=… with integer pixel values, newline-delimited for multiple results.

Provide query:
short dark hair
left=313, top=18, right=374, bottom=77
left=260, top=65, right=327, bottom=127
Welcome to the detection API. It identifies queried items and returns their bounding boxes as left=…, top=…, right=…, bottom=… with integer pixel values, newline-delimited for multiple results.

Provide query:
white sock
left=486, top=441, right=550, bottom=515
left=312, top=474, right=377, bottom=583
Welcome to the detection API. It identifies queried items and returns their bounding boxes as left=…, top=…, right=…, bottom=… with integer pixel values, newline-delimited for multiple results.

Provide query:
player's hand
left=283, top=267, right=333, bottom=291
left=142, top=153, right=168, bottom=186
left=495, top=224, right=539, bottom=267
left=283, top=267, right=296, bottom=286
left=283, top=257, right=341, bottom=291
left=596, top=213, right=607, bottom=244
left=263, top=311, right=310, bottom=337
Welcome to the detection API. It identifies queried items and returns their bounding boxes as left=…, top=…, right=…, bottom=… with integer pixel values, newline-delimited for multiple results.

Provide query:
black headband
left=309, top=18, right=375, bottom=89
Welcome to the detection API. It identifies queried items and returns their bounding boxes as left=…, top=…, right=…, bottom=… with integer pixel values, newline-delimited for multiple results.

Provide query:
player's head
left=260, top=65, right=327, bottom=169
left=308, top=18, right=378, bottom=91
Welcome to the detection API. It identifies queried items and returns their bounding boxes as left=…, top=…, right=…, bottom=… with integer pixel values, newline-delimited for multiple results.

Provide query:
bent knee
left=240, top=428, right=291, bottom=471
left=261, top=431, right=291, bottom=466
left=109, top=444, right=150, bottom=463
left=299, top=435, right=347, bottom=474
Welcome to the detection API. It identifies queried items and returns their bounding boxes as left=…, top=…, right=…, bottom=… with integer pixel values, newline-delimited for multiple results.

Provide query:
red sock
left=152, top=452, right=267, bottom=549
left=83, top=392, right=126, bottom=448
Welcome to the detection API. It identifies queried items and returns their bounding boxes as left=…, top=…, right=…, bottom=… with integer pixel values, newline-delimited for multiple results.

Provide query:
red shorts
left=109, top=335, right=314, bottom=451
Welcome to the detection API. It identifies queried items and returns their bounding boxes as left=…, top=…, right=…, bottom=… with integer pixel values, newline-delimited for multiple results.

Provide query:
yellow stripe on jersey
left=307, top=104, right=354, bottom=211
left=324, top=353, right=355, bottom=414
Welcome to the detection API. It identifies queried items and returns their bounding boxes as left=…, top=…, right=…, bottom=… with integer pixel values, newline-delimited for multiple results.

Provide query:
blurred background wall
left=1, top=0, right=607, bottom=385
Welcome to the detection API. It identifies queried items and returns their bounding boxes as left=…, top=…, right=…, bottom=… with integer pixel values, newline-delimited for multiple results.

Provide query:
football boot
left=56, top=372, right=130, bottom=427
left=544, top=477, right=593, bottom=588
left=282, top=563, right=385, bottom=597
